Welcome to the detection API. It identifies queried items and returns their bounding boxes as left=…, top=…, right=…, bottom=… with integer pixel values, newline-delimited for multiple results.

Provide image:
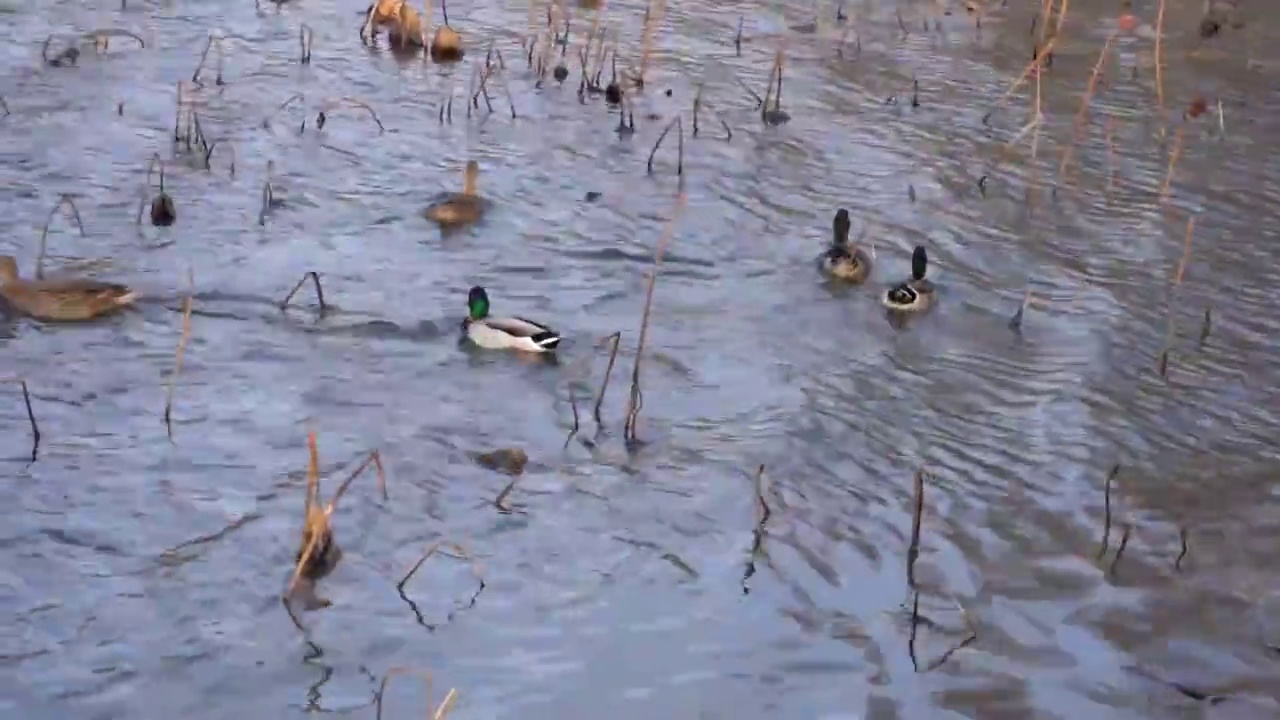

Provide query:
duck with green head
left=882, top=246, right=935, bottom=312
left=818, top=208, right=872, bottom=283
left=463, top=286, right=561, bottom=352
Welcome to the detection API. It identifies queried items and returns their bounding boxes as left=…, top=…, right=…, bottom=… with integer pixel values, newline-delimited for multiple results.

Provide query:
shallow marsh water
left=3, top=0, right=1280, bottom=718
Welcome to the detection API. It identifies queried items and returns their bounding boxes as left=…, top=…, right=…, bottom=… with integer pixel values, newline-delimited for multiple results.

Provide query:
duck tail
left=531, top=330, right=561, bottom=350
left=114, top=290, right=139, bottom=306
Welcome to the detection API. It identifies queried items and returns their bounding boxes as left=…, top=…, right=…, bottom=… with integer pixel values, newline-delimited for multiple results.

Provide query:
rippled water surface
left=4, top=0, right=1280, bottom=718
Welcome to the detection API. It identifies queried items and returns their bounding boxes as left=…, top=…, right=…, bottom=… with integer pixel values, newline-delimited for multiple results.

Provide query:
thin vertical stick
left=1096, top=463, right=1119, bottom=560
left=1157, top=126, right=1183, bottom=207
left=907, top=469, right=925, bottom=588
left=1160, top=216, right=1196, bottom=376
left=1057, top=33, right=1116, bottom=183
left=1104, top=116, right=1117, bottom=198
left=164, top=269, right=195, bottom=441
left=1154, top=0, right=1166, bottom=122
left=592, top=331, right=622, bottom=427
left=2, top=378, right=41, bottom=463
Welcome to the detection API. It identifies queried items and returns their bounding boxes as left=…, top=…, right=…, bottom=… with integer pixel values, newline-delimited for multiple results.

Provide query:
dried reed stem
left=1160, top=216, right=1196, bottom=376
left=164, top=269, right=195, bottom=441
left=1104, top=116, right=1117, bottom=199
left=1154, top=0, right=1166, bottom=120
left=1057, top=32, right=1116, bottom=184
left=1174, top=527, right=1189, bottom=570
left=192, top=33, right=225, bottom=86
left=299, top=24, right=313, bottom=64
left=279, top=271, right=328, bottom=314
left=2, top=378, right=41, bottom=463
left=742, top=463, right=771, bottom=593
left=35, top=194, right=86, bottom=280
left=564, top=385, right=580, bottom=449
left=262, top=93, right=306, bottom=129
left=623, top=191, right=687, bottom=444
left=592, top=331, right=622, bottom=427
left=636, top=0, right=664, bottom=86
left=1157, top=126, right=1183, bottom=207
left=907, top=469, right=925, bottom=587
left=981, top=36, right=1057, bottom=125
left=1096, top=463, right=1119, bottom=559
left=1107, top=523, right=1131, bottom=579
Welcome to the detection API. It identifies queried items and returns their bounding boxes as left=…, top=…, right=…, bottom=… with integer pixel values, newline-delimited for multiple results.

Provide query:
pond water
left=3, top=0, right=1280, bottom=718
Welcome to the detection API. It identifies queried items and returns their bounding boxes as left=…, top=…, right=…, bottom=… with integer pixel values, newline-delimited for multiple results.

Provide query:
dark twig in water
left=646, top=116, right=683, bottom=175
left=1108, top=523, right=1131, bottom=580
left=1199, top=307, right=1211, bottom=345
left=263, top=93, right=306, bottom=129
left=734, top=15, right=743, bottom=56
left=907, top=469, right=925, bottom=588
left=760, top=49, right=790, bottom=125
left=592, top=332, right=622, bottom=429
left=279, top=272, right=328, bottom=314
left=0, top=95, right=9, bottom=116
left=742, top=464, right=771, bottom=594
left=164, top=269, right=195, bottom=441
left=907, top=590, right=922, bottom=670
left=317, top=97, right=385, bottom=133
left=1174, top=526, right=1189, bottom=571
left=395, top=540, right=486, bottom=630
left=1096, top=463, right=1119, bottom=560
left=2, top=378, right=41, bottom=464
left=1009, top=287, right=1031, bottom=333
left=260, top=160, right=277, bottom=226
left=922, top=599, right=980, bottom=672
left=299, top=24, right=313, bottom=65
left=192, top=33, right=225, bottom=87
left=564, top=385, right=580, bottom=449
left=35, top=194, right=87, bottom=280
left=1160, top=216, right=1196, bottom=378
left=624, top=191, right=687, bottom=445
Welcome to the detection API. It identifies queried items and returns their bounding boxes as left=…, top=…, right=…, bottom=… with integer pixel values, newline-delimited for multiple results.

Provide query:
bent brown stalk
left=2, top=378, right=41, bottom=463
left=164, top=269, right=195, bottom=441
left=1096, top=463, right=1119, bottom=559
left=623, top=191, right=687, bottom=444
left=1157, top=126, right=1183, bottom=207
left=279, top=271, right=328, bottom=314
left=1159, top=216, right=1196, bottom=377
left=592, top=331, right=622, bottom=427
left=981, top=36, right=1057, bottom=125
left=35, top=194, right=87, bottom=280
left=192, top=33, right=225, bottom=86
left=646, top=116, right=684, bottom=175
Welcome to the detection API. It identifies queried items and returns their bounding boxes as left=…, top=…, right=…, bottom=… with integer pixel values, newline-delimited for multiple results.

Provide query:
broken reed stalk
left=906, top=469, right=925, bottom=588
left=1096, top=463, right=1119, bottom=560
left=1154, top=0, right=1166, bottom=122
left=1174, top=527, right=1189, bottom=570
left=1057, top=32, right=1116, bottom=184
left=163, top=269, right=195, bottom=441
left=192, top=33, right=225, bottom=86
left=374, top=667, right=459, bottom=720
left=286, top=432, right=387, bottom=600
left=645, top=116, right=684, bottom=175
left=564, top=384, right=580, bottom=449
left=279, top=271, right=328, bottom=314
left=1157, top=126, right=1183, bottom=207
left=741, top=463, right=771, bottom=592
left=262, top=93, right=305, bottom=129
left=622, top=191, right=687, bottom=444
left=1104, top=116, right=1117, bottom=199
left=35, top=194, right=87, bottom=280
left=2, top=378, right=41, bottom=463
left=317, top=97, right=385, bottom=133
left=591, top=331, right=622, bottom=427
left=299, top=24, right=313, bottom=65
left=1160, top=216, right=1196, bottom=376
left=260, top=160, right=276, bottom=226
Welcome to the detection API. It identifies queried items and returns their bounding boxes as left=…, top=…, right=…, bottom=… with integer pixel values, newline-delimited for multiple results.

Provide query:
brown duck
left=0, top=255, right=138, bottom=321
left=423, top=160, right=488, bottom=227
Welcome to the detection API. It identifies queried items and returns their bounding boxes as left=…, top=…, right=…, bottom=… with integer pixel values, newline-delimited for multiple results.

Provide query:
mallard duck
left=424, top=160, right=487, bottom=227
left=818, top=208, right=872, bottom=283
left=883, top=246, right=935, bottom=312
left=462, top=286, right=560, bottom=352
left=0, top=255, right=137, bottom=322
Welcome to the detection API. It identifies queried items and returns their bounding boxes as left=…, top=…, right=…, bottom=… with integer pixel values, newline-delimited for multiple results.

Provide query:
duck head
left=462, top=160, right=479, bottom=196
left=832, top=208, right=851, bottom=246
left=911, top=246, right=928, bottom=281
left=467, top=286, right=490, bottom=320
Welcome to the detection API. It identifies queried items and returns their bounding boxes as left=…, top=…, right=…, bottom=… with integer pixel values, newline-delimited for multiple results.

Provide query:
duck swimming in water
left=0, top=255, right=137, bottom=322
left=882, top=245, right=935, bottom=313
left=818, top=208, right=872, bottom=283
left=462, top=286, right=561, bottom=353
left=423, top=160, right=487, bottom=228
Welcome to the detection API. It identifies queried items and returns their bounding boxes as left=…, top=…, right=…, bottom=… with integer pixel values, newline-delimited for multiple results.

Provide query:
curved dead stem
left=317, top=96, right=386, bottom=133
left=35, top=194, right=87, bottom=280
